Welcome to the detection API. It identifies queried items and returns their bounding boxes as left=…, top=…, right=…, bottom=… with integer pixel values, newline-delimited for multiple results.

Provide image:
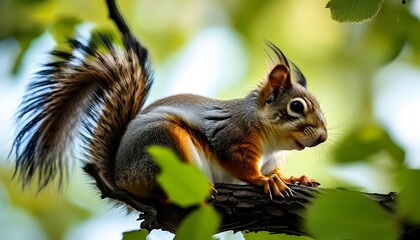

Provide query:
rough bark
left=87, top=160, right=418, bottom=240
left=133, top=183, right=420, bottom=239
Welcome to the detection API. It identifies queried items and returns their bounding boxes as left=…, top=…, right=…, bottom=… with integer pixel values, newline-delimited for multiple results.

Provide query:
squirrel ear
left=259, top=64, right=291, bottom=104
left=268, top=64, right=291, bottom=89
left=290, top=61, right=307, bottom=88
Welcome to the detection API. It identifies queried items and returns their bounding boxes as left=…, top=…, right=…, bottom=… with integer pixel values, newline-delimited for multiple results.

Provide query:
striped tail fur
left=12, top=7, right=153, bottom=191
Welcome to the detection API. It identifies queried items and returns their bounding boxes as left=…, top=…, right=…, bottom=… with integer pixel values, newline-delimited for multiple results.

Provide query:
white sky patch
left=329, top=162, right=388, bottom=192
left=154, top=27, right=247, bottom=99
left=410, top=0, right=420, bottom=19
left=374, top=62, right=420, bottom=168
left=64, top=210, right=140, bottom=240
left=0, top=34, right=56, bottom=161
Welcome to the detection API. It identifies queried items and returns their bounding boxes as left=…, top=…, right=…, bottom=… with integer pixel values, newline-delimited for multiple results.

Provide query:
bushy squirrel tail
left=12, top=0, right=153, bottom=191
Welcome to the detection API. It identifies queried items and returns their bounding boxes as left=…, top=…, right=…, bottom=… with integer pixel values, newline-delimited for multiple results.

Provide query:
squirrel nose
left=316, top=129, right=328, bottom=145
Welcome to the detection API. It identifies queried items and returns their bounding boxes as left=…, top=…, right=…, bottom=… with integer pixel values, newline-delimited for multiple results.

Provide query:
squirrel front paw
left=262, top=174, right=294, bottom=199
left=283, top=175, right=320, bottom=187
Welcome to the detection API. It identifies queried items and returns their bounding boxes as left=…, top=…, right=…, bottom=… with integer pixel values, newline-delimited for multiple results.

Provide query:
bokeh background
left=1, top=0, right=420, bottom=239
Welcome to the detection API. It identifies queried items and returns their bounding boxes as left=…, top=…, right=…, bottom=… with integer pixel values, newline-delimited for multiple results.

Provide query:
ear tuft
left=264, top=40, right=307, bottom=88
left=265, top=40, right=290, bottom=68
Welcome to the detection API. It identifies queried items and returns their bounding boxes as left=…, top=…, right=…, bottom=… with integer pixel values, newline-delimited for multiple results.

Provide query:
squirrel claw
left=210, top=185, right=218, bottom=195
left=264, top=183, right=273, bottom=199
left=314, top=182, right=321, bottom=187
left=263, top=174, right=292, bottom=199
left=308, top=182, right=317, bottom=187
left=138, top=207, right=157, bottom=230
left=284, top=175, right=320, bottom=188
left=279, top=192, right=285, bottom=198
left=287, top=188, right=295, bottom=197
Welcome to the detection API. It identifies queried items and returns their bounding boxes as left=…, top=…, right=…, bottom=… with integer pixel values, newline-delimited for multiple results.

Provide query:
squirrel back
left=12, top=24, right=152, bottom=190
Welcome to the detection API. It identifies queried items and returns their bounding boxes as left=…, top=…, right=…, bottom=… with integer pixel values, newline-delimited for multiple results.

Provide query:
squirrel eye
left=287, top=98, right=307, bottom=117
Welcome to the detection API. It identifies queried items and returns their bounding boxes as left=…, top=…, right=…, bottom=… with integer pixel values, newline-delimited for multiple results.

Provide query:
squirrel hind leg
left=114, top=155, right=161, bottom=199
left=114, top=119, right=208, bottom=200
left=113, top=120, right=187, bottom=200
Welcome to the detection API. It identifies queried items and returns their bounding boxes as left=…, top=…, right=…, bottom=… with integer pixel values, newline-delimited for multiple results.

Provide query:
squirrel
left=12, top=0, right=327, bottom=203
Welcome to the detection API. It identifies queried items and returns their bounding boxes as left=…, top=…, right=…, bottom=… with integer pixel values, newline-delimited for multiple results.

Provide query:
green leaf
left=326, top=0, right=385, bottom=23
left=334, top=123, right=404, bottom=164
left=243, top=231, right=311, bottom=240
left=305, top=191, right=399, bottom=240
left=396, top=169, right=420, bottom=224
left=122, top=229, right=148, bottom=240
left=148, top=146, right=211, bottom=207
left=175, top=205, right=220, bottom=240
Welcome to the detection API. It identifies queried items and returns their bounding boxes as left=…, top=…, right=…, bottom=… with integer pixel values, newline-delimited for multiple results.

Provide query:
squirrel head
left=258, top=41, right=327, bottom=151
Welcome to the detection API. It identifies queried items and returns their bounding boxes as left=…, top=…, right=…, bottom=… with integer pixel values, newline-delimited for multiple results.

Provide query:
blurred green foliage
left=305, top=191, right=399, bottom=240
left=334, top=123, right=405, bottom=165
left=1, top=0, right=420, bottom=239
left=0, top=167, right=92, bottom=240
left=396, top=169, right=420, bottom=224
left=243, top=231, right=310, bottom=240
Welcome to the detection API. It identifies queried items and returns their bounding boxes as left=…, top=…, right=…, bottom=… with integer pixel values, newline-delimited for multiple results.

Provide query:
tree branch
left=133, top=184, right=419, bottom=239
left=87, top=157, right=417, bottom=238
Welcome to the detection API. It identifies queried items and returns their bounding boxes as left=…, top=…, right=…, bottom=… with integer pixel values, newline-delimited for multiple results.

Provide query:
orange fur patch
left=218, top=131, right=266, bottom=185
left=166, top=115, right=213, bottom=164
